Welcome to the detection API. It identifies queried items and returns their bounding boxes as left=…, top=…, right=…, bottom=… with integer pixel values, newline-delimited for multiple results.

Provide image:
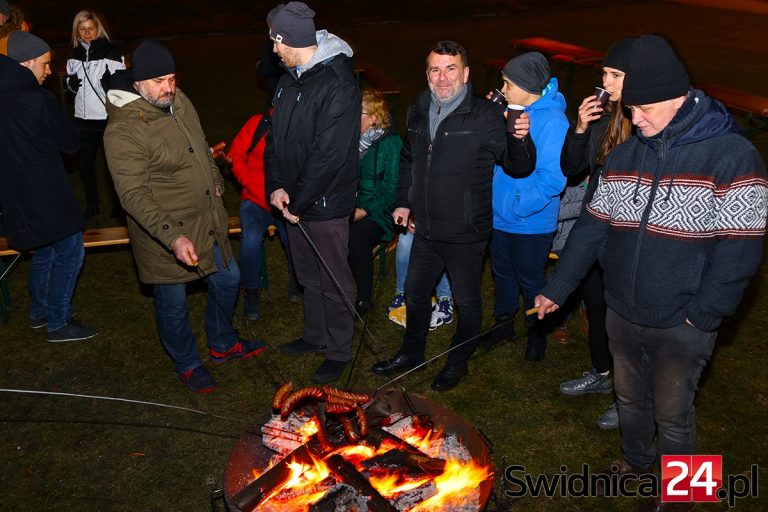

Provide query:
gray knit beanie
left=268, top=2, right=316, bottom=48
left=622, top=35, right=691, bottom=106
left=8, top=31, right=51, bottom=63
left=502, top=52, right=550, bottom=94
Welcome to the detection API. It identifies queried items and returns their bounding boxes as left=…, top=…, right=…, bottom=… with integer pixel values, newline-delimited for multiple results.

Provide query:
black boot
left=243, top=288, right=261, bottom=320
left=477, top=315, right=515, bottom=349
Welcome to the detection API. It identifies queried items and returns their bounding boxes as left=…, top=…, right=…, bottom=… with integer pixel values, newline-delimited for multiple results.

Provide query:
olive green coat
left=104, top=87, right=231, bottom=284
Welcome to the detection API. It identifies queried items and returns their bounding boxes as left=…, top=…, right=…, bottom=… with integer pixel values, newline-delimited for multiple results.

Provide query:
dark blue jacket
left=542, top=90, right=768, bottom=331
left=0, top=55, right=82, bottom=251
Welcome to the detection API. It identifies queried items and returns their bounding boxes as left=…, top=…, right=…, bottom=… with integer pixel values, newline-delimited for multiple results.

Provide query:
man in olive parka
left=104, top=41, right=265, bottom=393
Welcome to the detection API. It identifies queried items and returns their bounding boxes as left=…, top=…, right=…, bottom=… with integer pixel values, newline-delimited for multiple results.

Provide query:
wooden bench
left=694, top=82, right=768, bottom=138
left=0, top=216, right=244, bottom=257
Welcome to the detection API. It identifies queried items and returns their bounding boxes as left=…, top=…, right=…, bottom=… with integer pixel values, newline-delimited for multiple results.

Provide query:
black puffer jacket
left=398, top=84, right=536, bottom=243
left=264, top=31, right=361, bottom=221
left=0, top=55, right=82, bottom=251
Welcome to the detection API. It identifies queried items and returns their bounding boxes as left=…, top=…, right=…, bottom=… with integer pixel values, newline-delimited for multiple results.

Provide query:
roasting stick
left=375, top=313, right=534, bottom=391
left=0, top=388, right=250, bottom=424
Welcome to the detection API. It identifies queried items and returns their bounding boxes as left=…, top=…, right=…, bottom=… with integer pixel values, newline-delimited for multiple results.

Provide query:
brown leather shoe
left=633, top=497, right=695, bottom=512
left=594, top=459, right=647, bottom=496
left=553, top=325, right=570, bottom=344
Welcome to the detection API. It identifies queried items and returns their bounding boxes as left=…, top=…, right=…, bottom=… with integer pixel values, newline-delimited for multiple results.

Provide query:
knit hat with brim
left=268, top=1, right=316, bottom=48
left=622, top=35, right=691, bottom=106
left=502, top=52, right=550, bottom=94
left=8, top=31, right=51, bottom=63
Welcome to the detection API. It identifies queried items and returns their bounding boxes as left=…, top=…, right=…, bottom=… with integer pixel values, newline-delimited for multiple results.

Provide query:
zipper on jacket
left=283, top=90, right=302, bottom=141
left=423, top=108, right=465, bottom=238
left=627, top=138, right=666, bottom=311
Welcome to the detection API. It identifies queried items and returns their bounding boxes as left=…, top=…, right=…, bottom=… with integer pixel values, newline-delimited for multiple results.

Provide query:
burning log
left=308, top=483, right=369, bottom=512
left=325, top=454, right=398, bottom=512
left=231, top=442, right=323, bottom=512
left=362, top=449, right=447, bottom=477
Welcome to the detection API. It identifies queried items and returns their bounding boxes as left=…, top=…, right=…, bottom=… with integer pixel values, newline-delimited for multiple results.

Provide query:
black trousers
left=74, top=118, right=107, bottom=209
left=286, top=219, right=355, bottom=362
left=400, top=234, right=487, bottom=367
left=583, top=263, right=612, bottom=373
left=348, top=217, right=385, bottom=303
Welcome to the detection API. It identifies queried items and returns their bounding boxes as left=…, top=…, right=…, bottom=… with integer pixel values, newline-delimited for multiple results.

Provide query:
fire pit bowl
left=223, top=388, right=494, bottom=511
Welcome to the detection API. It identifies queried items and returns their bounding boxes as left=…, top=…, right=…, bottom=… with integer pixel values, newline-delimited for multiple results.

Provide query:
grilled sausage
left=355, top=405, right=369, bottom=438
left=280, top=386, right=325, bottom=419
left=271, top=381, right=294, bottom=410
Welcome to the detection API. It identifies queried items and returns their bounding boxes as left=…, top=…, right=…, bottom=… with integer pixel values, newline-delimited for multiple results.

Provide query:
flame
left=297, top=417, right=319, bottom=439
left=250, top=416, right=491, bottom=511
left=369, top=473, right=432, bottom=497
left=410, top=458, right=493, bottom=511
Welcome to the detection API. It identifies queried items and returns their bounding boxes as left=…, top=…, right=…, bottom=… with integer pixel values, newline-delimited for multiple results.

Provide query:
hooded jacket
left=542, top=90, right=768, bottom=331
left=264, top=30, right=361, bottom=221
left=103, top=74, right=231, bottom=284
left=398, top=83, right=537, bottom=243
left=0, top=54, right=82, bottom=251
left=492, top=78, right=568, bottom=234
left=66, top=37, right=125, bottom=120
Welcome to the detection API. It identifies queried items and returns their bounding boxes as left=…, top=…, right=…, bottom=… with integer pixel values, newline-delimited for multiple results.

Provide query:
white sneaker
left=430, top=297, right=453, bottom=330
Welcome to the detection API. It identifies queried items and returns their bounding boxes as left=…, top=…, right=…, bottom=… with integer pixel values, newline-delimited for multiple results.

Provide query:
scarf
left=359, top=126, right=386, bottom=159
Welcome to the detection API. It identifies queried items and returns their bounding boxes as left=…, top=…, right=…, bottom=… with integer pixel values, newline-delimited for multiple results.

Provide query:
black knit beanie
left=268, top=1, right=316, bottom=48
left=133, top=41, right=176, bottom=81
left=622, top=35, right=690, bottom=106
left=502, top=52, right=550, bottom=94
left=602, top=37, right=636, bottom=72
left=0, top=0, right=10, bottom=17
left=8, top=31, right=51, bottom=63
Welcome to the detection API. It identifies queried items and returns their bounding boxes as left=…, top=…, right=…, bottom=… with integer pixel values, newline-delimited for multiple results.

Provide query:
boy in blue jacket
left=480, top=52, right=568, bottom=361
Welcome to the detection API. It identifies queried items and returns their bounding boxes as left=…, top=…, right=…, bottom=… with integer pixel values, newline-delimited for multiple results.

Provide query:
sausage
left=271, top=381, right=294, bottom=410
left=340, top=416, right=359, bottom=443
left=326, top=402, right=355, bottom=414
left=355, top=405, right=369, bottom=438
left=314, top=416, right=333, bottom=453
left=280, top=386, right=325, bottom=419
left=322, top=386, right=370, bottom=404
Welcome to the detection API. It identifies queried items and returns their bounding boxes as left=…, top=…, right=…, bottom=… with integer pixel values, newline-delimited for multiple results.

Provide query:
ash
left=261, top=413, right=313, bottom=455
left=383, top=417, right=472, bottom=461
left=308, top=483, right=368, bottom=512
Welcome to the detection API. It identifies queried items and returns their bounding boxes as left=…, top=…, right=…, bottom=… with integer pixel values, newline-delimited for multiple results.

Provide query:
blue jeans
left=395, top=231, right=451, bottom=298
left=238, top=199, right=290, bottom=289
left=153, top=244, right=241, bottom=374
left=489, top=230, right=553, bottom=317
left=28, top=232, right=84, bottom=332
left=607, top=308, right=717, bottom=471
